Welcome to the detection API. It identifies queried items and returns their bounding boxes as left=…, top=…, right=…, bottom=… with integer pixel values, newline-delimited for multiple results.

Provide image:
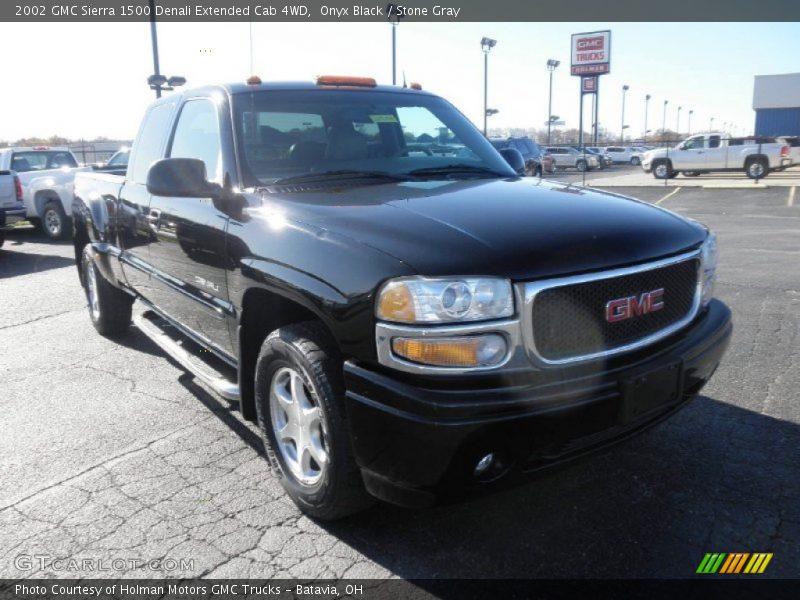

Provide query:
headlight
left=700, top=232, right=717, bottom=306
left=376, top=277, right=514, bottom=324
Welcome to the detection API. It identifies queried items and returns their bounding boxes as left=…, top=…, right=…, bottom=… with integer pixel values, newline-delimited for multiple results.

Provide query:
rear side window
left=10, top=151, right=78, bottom=172
left=130, top=102, right=175, bottom=184
left=169, top=99, right=222, bottom=183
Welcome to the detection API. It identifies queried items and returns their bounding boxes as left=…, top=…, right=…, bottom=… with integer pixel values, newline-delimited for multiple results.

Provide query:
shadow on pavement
left=316, top=396, right=799, bottom=579
left=0, top=250, right=75, bottom=278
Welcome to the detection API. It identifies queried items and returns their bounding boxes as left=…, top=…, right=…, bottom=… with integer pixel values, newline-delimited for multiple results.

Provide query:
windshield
left=231, top=89, right=515, bottom=186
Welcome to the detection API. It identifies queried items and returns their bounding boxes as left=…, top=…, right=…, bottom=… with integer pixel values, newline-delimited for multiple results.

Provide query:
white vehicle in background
left=641, top=133, right=792, bottom=179
left=0, top=147, right=89, bottom=239
left=600, top=146, right=640, bottom=164
left=0, top=170, right=25, bottom=248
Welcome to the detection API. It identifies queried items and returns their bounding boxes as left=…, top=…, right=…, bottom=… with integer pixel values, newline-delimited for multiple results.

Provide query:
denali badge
left=605, top=288, right=664, bottom=323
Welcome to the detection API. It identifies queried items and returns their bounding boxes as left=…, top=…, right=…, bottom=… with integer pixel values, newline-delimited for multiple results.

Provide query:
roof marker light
left=316, top=75, right=377, bottom=88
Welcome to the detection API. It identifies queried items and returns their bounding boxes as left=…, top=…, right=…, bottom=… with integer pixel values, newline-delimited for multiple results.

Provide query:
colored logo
left=696, top=552, right=773, bottom=574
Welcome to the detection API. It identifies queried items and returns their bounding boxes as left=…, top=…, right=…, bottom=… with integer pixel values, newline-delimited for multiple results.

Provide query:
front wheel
left=653, top=160, right=674, bottom=179
left=576, top=160, right=588, bottom=172
left=745, top=158, right=769, bottom=179
left=630, top=156, right=641, bottom=166
left=81, top=246, right=133, bottom=335
left=41, top=201, right=70, bottom=240
left=255, top=322, right=373, bottom=520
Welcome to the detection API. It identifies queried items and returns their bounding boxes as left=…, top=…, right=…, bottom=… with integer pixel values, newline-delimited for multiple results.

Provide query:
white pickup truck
left=641, top=133, right=792, bottom=180
left=0, top=170, right=25, bottom=248
left=0, top=147, right=89, bottom=239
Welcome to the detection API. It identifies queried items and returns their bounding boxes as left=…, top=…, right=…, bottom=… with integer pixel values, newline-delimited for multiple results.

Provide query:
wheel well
left=237, top=288, right=334, bottom=421
left=34, top=190, right=62, bottom=217
left=745, top=154, right=768, bottom=165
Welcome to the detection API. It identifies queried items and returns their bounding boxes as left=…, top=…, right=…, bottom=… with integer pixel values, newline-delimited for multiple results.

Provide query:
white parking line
left=656, top=188, right=681, bottom=205
left=789, top=187, right=796, bottom=207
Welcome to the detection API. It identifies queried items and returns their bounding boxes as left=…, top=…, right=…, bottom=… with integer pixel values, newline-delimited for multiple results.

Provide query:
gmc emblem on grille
left=605, top=288, right=665, bottom=323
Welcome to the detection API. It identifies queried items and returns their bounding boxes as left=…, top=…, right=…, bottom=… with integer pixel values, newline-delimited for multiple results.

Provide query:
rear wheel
left=576, top=159, right=588, bottom=172
left=42, top=201, right=70, bottom=240
left=255, top=322, right=373, bottom=520
left=630, top=156, right=641, bottom=166
left=81, top=246, right=133, bottom=335
left=745, top=158, right=769, bottom=179
left=653, top=160, right=674, bottom=179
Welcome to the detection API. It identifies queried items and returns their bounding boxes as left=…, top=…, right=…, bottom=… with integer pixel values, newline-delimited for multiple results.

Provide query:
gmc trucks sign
left=571, top=30, right=611, bottom=76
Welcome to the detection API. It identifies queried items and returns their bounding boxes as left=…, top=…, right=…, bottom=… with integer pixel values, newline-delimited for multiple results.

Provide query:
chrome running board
left=134, top=310, right=240, bottom=401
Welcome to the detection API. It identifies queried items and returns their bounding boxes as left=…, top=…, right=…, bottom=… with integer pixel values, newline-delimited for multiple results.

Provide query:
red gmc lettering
left=605, top=289, right=665, bottom=323
left=577, top=52, right=605, bottom=62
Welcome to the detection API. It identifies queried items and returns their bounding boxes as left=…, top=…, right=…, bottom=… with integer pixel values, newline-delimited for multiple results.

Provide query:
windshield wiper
left=270, top=170, right=414, bottom=185
left=405, top=164, right=510, bottom=179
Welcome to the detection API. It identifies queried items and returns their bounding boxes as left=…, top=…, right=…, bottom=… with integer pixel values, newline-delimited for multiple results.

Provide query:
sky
left=0, top=21, right=798, bottom=142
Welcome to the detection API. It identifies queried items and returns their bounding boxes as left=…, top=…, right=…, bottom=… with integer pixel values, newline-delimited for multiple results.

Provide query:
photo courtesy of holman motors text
left=1, top=1, right=799, bottom=599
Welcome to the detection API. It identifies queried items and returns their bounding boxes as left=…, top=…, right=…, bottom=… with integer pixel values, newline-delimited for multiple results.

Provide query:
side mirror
left=146, top=158, right=219, bottom=198
left=498, top=148, right=525, bottom=175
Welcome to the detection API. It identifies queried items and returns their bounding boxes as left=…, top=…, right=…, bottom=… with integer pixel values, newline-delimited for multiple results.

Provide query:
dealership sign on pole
left=572, top=30, right=610, bottom=149
left=571, top=30, right=611, bottom=76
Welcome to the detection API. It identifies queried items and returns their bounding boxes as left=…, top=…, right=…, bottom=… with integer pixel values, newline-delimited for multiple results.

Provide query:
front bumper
left=0, top=207, right=26, bottom=231
left=344, top=299, right=732, bottom=507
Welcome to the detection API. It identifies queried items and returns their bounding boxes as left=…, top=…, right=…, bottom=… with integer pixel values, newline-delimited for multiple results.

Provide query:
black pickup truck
left=72, top=77, right=731, bottom=519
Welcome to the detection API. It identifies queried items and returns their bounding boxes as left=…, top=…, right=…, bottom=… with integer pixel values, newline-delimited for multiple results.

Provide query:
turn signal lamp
left=392, top=335, right=507, bottom=368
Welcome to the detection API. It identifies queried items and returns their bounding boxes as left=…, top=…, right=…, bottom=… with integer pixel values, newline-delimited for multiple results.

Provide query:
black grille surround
left=528, top=255, right=701, bottom=363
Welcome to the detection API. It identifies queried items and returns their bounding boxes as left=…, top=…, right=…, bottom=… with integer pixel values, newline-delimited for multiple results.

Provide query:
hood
left=254, top=178, right=706, bottom=281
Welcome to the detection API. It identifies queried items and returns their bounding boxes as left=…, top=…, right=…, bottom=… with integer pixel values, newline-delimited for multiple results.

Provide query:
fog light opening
left=474, top=453, right=495, bottom=477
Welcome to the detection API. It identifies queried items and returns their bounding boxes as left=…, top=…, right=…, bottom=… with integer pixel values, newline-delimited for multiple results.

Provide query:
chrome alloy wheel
left=44, top=208, right=62, bottom=237
left=654, top=163, right=669, bottom=178
left=269, top=366, right=329, bottom=486
left=84, top=254, right=100, bottom=320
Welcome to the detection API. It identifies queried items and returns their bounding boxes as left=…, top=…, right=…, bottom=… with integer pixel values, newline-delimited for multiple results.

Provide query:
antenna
left=249, top=22, right=254, bottom=75
left=402, top=71, right=407, bottom=88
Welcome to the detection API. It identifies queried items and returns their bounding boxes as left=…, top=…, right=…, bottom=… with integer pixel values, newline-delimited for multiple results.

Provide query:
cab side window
left=683, top=137, right=705, bottom=150
left=130, top=103, right=175, bottom=184
left=169, top=99, right=223, bottom=183
left=708, top=136, right=721, bottom=149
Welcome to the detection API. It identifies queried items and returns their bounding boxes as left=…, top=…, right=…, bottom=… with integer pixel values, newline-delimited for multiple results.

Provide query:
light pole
left=688, top=109, right=693, bottom=134
left=148, top=0, right=162, bottom=98
left=481, top=37, right=497, bottom=136
left=620, top=85, right=629, bottom=143
left=710, top=116, right=715, bottom=132
left=386, top=4, right=404, bottom=85
left=662, top=100, right=668, bottom=144
left=677, top=106, right=682, bottom=135
left=643, top=94, right=651, bottom=143
left=546, top=59, right=559, bottom=145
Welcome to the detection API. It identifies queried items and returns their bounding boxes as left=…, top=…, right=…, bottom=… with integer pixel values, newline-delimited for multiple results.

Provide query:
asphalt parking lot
left=1, top=184, right=798, bottom=580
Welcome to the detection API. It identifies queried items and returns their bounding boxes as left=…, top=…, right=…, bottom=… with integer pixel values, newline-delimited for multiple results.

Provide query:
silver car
left=545, top=147, right=600, bottom=171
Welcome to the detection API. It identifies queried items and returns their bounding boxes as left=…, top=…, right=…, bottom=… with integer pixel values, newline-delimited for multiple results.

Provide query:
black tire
left=653, top=160, right=674, bottom=179
left=745, top=158, right=769, bottom=180
left=682, top=171, right=701, bottom=177
left=534, top=165, right=543, bottom=177
left=0, top=232, right=4, bottom=249
left=576, top=159, right=588, bottom=172
left=255, top=322, right=373, bottom=520
left=81, top=246, right=133, bottom=335
left=630, top=156, right=641, bottom=166
left=41, top=200, right=71, bottom=240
